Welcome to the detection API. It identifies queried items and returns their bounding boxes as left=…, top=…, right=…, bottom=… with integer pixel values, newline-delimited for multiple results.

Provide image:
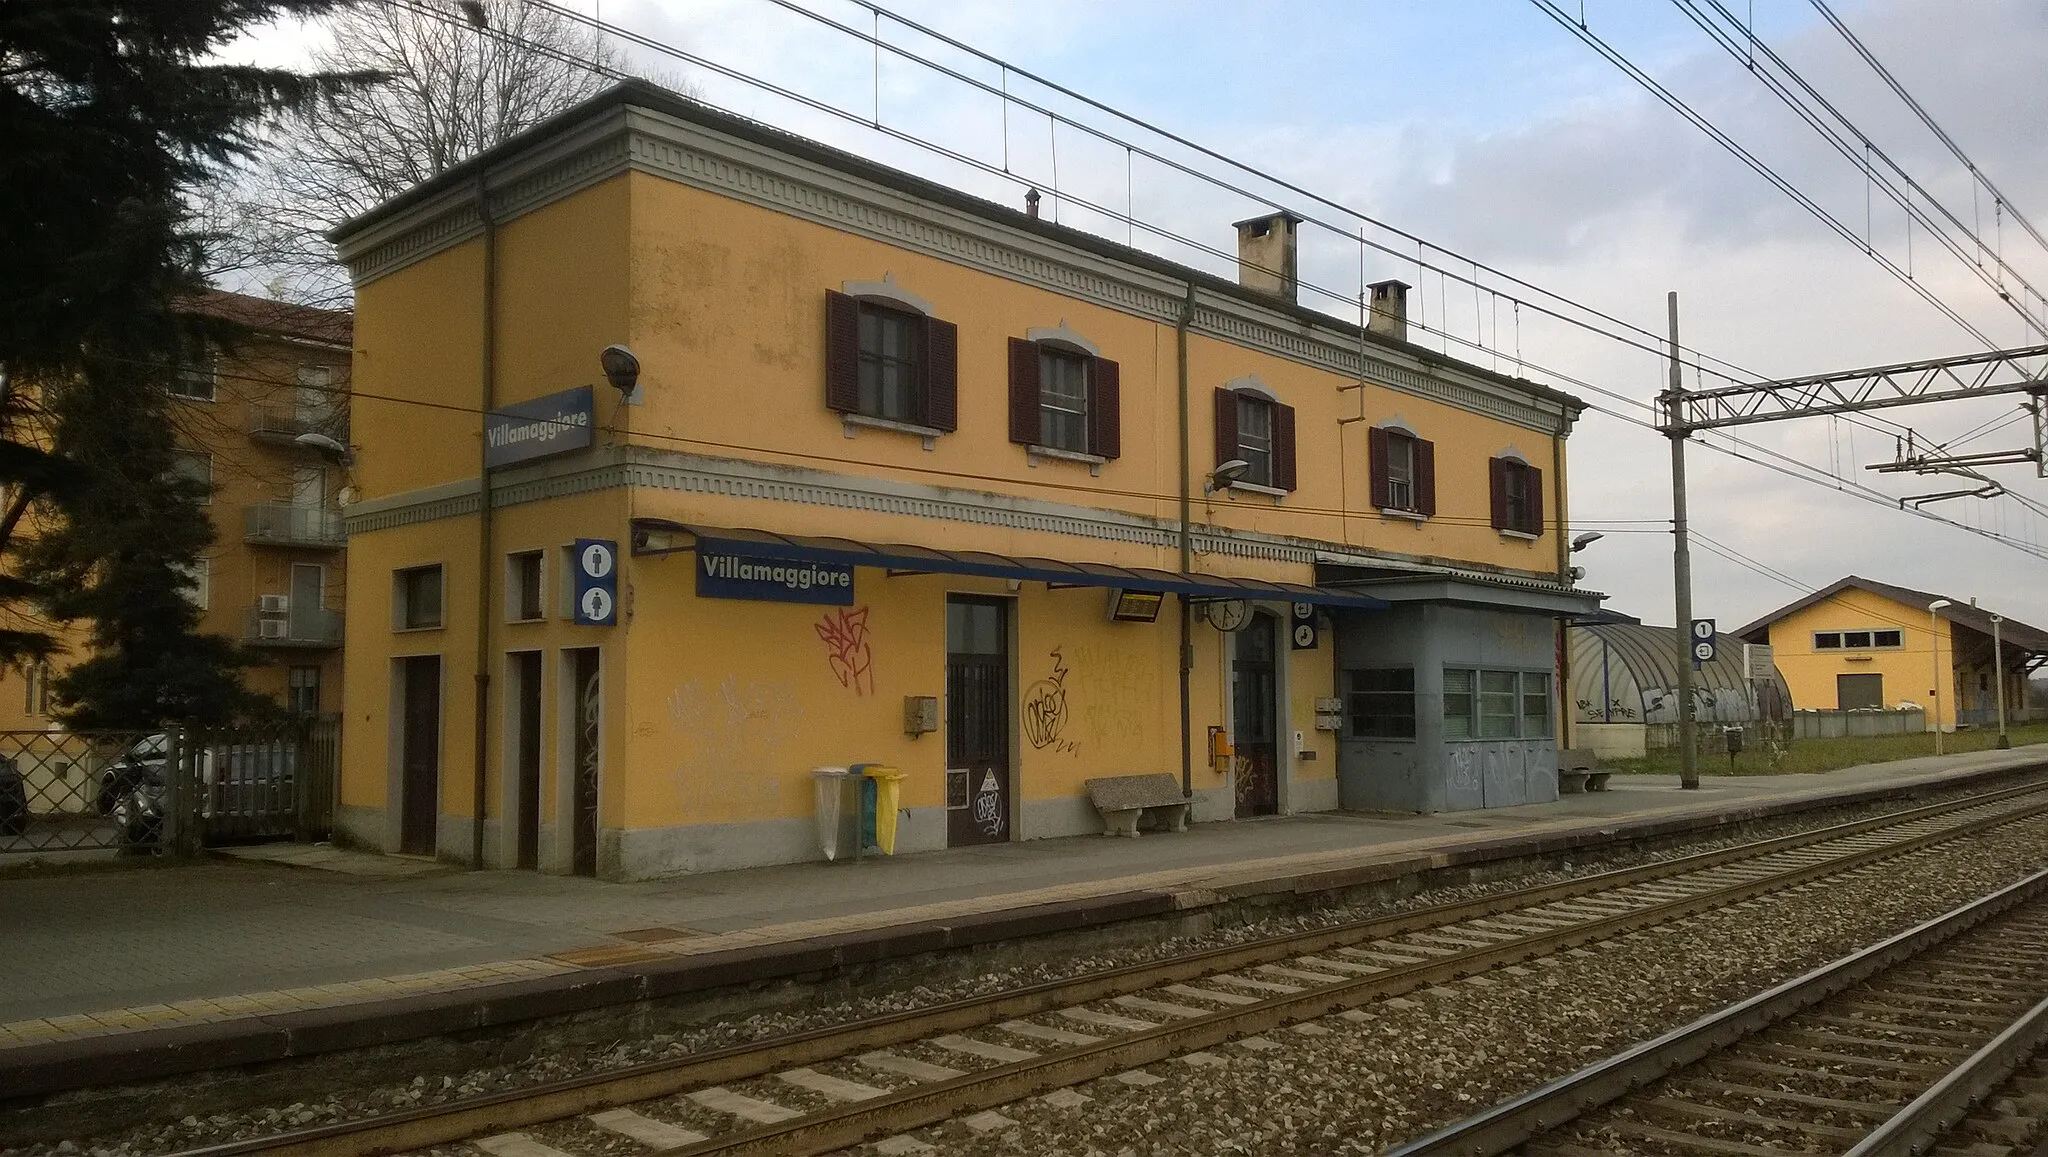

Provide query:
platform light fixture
left=1204, top=458, right=1251, bottom=495
left=600, top=344, right=642, bottom=404
left=1927, top=598, right=1952, bottom=755
left=1570, top=531, right=1605, bottom=552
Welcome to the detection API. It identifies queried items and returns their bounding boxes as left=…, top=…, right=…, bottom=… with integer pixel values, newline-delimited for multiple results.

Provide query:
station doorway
left=945, top=596, right=1012, bottom=846
left=565, top=647, right=601, bottom=876
left=397, top=655, right=441, bottom=856
left=1233, top=613, right=1280, bottom=817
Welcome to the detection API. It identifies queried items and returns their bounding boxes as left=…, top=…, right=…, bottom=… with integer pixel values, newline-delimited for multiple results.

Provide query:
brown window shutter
left=1525, top=464, right=1544, bottom=534
left=1272, top=401, right=1297, bottom=492
left=1415, top=438, right=1437, bottom=516
left=923, top=315, right=958, bottom=432
left=1008, top=337, right=1040, bottom=444
left=1489, top=456, right=1509, bottom=530
left=824, top=290, right=860, bottom=413
left=1089, top=356, right=1121, bottom=459
left=1213, top=387, right=1238, bottom=469
left=1367, top=426, right=1391, bottom=508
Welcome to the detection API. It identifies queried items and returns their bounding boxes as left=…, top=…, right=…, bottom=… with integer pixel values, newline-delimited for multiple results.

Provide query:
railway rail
left=173, top=779, right=2048, bottom=1157
left=1389, top=865, right=2048, bottom=1157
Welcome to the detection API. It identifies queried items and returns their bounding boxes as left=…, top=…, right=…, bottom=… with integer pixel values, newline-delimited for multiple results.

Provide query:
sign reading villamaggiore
left=484, top=385, right=595, bottom=469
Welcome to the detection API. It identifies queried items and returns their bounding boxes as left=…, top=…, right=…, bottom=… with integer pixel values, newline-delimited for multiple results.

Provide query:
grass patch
left=1598, top=722, right=2048, bottom=777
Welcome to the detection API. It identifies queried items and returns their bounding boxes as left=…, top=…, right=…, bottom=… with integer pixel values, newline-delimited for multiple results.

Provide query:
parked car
left=0, top=755, right=25, bottom=837
left=98, top=735, right=168, bottom=851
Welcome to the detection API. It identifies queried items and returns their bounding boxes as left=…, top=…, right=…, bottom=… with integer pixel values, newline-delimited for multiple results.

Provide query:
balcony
left=244, top=503, right=344, bottom=550
left=249, top=407, right=347, bottom=447
left=244, top=606, right=344, bottom=648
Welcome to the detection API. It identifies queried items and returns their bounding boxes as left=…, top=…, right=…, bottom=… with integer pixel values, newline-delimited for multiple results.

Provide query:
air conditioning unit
left=258, top=619, right=290, bottom=639
left=259, top=594, right=290, bottom=614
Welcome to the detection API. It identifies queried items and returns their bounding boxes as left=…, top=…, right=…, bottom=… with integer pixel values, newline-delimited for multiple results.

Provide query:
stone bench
left=1556, top=748, right=1611, bottom=794
left=1084, top=774, right=1190, bottom=837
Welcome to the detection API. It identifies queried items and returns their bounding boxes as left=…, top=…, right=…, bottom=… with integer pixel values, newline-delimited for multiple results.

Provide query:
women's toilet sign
left=574, top=538, right=618, bottom=626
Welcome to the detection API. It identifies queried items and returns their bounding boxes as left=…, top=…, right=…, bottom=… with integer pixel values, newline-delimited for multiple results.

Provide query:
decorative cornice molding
left=343, top=104, right=1575, bottom=436
left=344, top=445, right=1563, bottom=590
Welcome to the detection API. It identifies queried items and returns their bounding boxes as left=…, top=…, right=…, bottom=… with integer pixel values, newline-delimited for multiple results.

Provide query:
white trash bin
left=812, top=767, right=859, bottom=861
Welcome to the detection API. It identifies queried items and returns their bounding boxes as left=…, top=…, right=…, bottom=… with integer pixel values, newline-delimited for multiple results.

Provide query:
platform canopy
left=631, top=520, right=1390, bottom=609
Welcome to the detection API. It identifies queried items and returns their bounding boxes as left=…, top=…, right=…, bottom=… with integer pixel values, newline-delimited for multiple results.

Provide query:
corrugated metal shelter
left=1570, top=623, right=1790, bottom=736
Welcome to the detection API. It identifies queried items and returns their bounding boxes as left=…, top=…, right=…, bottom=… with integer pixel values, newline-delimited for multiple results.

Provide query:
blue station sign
left=696, top=548, right=854, bottom=606
left=485, top=385, right=594, bottom=469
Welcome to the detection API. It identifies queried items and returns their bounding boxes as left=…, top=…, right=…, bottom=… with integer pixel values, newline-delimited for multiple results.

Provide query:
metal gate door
left=945, top=597, right=1011, bottom=847
left=1233, top=614, right=1279, bottom=818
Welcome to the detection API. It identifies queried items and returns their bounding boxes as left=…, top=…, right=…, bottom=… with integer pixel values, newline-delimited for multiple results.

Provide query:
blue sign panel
left=696, top=549, right=855, bottom=606
left=485, top=385, right=594, bottom=469
left=573, top=538, right=618, bottom=626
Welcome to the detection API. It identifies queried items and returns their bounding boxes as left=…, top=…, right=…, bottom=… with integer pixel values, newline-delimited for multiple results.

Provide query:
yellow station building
left=1735, top=576, right=2046, bottom=732
left=330, top=82, right=1600, bottom=878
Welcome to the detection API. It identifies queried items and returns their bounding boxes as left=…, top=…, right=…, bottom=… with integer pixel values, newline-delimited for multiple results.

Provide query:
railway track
left=1390, top=864, right=2048, bottom=1157
left=175, top=780, right=2048, bottom=1157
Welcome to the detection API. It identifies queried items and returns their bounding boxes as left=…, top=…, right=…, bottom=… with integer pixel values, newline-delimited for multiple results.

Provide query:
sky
left=229, top=0, right=2048, bottom=634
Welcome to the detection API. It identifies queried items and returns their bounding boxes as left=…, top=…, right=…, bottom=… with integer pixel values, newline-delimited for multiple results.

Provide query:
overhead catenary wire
left=351, top=0, right=2048, bottom=564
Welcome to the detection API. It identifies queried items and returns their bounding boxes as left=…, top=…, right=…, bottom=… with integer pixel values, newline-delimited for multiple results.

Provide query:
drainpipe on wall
left=471, top=175, right=498, bottom=870
left=1551, top=427, right=1570, bottom=751
left=1177, top=282, right=1197, bottom=801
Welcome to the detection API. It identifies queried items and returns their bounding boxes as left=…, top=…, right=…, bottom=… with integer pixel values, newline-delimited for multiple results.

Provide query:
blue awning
left=631, top=520, right=1389, bottom=610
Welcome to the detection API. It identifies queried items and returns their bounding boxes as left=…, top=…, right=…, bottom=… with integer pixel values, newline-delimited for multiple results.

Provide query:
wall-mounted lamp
left=1569, top=531, right=1605, bottom=552
left=600, top=344, right=642, bottom=405
left=1205, top=458, right=1251, bottom=495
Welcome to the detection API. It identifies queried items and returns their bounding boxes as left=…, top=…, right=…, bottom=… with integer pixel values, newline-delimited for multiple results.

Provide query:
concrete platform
left=2, top=747, right=2043, bottom=1099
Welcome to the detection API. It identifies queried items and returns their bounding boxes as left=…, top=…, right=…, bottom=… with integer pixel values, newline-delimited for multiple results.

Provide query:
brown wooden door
left=946, top=597, right=1011, bottom=847
left=569, top=648, right=601, bottom=877
left=399, top=655, right=441, bottom=856
left=1233, top=615, right=1279, bottom=818
left=511, top=651, right=542, bottom=871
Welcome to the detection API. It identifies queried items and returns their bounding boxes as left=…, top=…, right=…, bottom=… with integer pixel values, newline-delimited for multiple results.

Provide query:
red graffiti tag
left=815, top=606, right=876, bottom=695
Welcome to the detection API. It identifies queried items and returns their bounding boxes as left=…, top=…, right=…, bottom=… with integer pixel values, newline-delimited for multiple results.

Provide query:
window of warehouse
left=1007, top=332, right=1121, bottom=461
left=1369, top=424, right=1435, bottom=516
left=1345, top=668, right=1415, bottom=738
left=1213, top=380, right=1297, bottom=492
left=1443, top=668, right=1553, bottom=740
left=1489, top=455, right=1543, bottom=536
left=823, top=287, right=957, bottom=435
left=1813, top=628, right=1902, bottom=650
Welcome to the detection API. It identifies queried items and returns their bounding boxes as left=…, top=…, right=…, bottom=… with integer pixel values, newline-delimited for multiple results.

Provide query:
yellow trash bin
left=858, top=764, right=905, bottom=855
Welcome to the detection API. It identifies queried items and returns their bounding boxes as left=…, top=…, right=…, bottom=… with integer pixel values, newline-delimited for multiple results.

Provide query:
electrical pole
left=1666, top=292, right=1699, bottom=790
left=1993, top=614, right=2010, bottom=749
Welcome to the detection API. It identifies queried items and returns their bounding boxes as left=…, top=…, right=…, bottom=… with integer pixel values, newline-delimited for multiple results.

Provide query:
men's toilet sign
left=573, top=538, right=619, bottom=626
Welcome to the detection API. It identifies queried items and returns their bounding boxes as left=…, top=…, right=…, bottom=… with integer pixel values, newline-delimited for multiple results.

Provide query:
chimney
left=1025, top=188, right=1041, bottom=219
left=1367, top=279, right=1411, bottom=344
left=1232, top=211, right=1302, bottom=303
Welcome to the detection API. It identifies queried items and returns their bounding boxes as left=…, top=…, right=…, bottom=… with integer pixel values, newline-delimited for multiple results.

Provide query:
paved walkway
left=2, top=747, right=2042, bottom=1066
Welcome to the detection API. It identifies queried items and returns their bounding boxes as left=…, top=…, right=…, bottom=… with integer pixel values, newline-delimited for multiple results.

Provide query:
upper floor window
left=1213, top=382, right=1296, bottom=492
left=1813, top=628, right=1902, bottom=650
left=1489, top=455, right=1544, bottom=536
left=824, top=288, right=958, bottom=433
left=1369, top=425, right=1436, bottom=516
left=171, top=343, right=215, bottom=401
left=169, top=450, right=213, bottom=505
left=1007, top=335, right=1121, bottom=460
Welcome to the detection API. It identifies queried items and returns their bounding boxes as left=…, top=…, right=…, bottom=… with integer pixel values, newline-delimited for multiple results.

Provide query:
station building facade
left=331, top=81, right=1599, bottom=878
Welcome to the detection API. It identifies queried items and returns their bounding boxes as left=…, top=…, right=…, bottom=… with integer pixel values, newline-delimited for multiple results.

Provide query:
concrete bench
left=1084, top=774, right=1190, bottom=837
left=1556, top=748, right=1611, bottom=794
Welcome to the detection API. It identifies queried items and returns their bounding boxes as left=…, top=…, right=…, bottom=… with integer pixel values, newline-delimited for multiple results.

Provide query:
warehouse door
left=1837, top=673, right=1884, bottom=711
left=946, top=597, right=1011, bottom=846
left=398, top=655, right=440, bottom=856
left=1233, top=613, right=1280, bottom=817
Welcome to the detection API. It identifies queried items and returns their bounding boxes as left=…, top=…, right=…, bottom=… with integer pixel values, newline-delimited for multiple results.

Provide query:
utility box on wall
left=903, top=695, right=939, bottom=736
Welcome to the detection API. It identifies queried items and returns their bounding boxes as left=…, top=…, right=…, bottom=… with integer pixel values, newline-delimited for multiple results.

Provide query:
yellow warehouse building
left=330, top=82, right=1600, bottom=878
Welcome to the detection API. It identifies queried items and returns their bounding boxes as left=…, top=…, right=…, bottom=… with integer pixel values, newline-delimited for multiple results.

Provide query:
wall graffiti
left=1021, top=648, right=1078, bottom=754
left=814, top=606, right=875, bottom=695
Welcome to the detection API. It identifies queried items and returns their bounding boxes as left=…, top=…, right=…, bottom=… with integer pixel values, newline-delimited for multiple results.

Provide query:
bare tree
left=221, top=0, right=627, bottom=306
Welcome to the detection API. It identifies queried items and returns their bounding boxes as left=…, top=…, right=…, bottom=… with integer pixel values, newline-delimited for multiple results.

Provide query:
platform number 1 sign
left=574, top=538, right=618, bottom=626
left=1690, top=618, right=1716, bottom=666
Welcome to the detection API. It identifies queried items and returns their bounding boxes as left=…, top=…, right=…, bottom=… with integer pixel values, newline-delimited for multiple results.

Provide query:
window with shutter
left=1236, top=394, right=1273, bottom=487
left=1490, top=456, right=1543, bottom=535
left=1215, top=386, right=1295, bottom=492
left=1038, top=346, right=1090, bottom=453
left=825, top=289, right=955, bottom=433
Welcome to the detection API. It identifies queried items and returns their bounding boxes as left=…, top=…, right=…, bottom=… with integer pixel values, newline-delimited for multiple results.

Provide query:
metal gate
left=0, top=716, right=340, bottom=857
